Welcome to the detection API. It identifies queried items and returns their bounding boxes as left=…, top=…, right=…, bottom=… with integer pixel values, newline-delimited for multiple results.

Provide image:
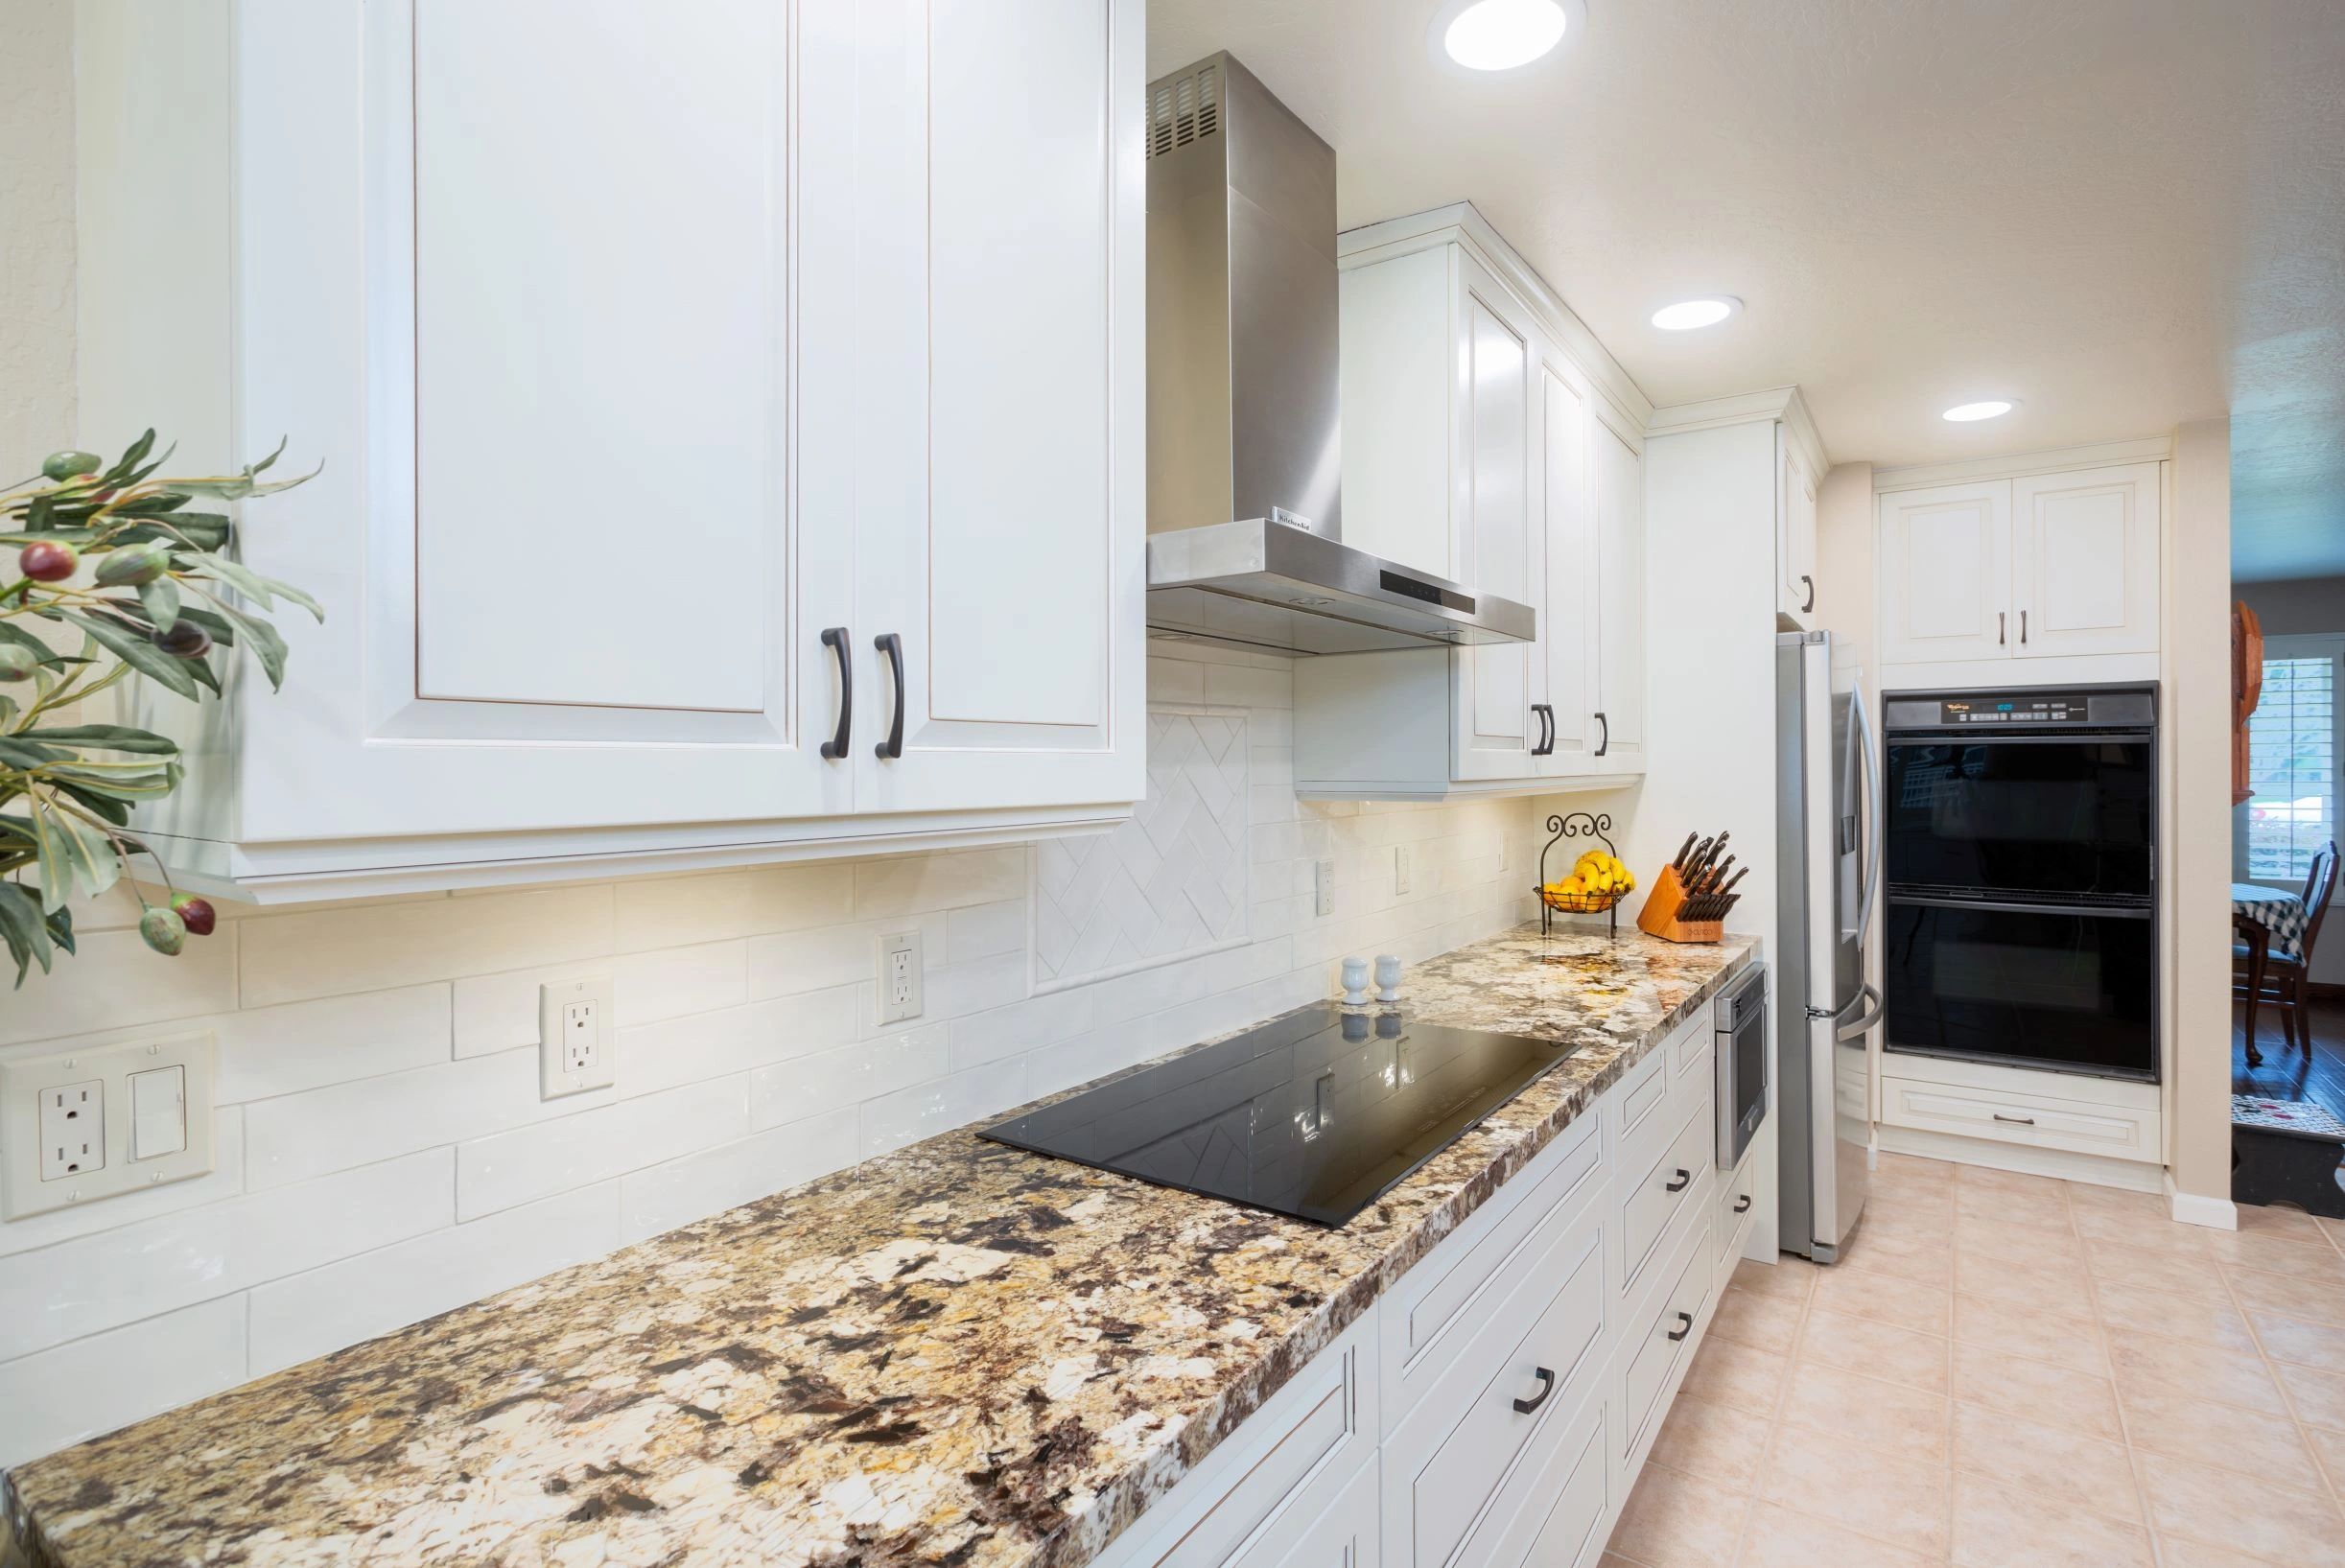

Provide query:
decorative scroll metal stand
left=1536, top=810, right=1620, bottom=938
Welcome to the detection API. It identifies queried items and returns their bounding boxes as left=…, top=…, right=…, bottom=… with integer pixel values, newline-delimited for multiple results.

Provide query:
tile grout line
left=2221, top=1224, right=2345, bottom=1537
left=2061, top=1177, right=2170, bottom=1567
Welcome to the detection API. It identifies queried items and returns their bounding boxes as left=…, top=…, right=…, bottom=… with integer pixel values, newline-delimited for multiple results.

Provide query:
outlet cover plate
left=540, top=977, right=616, bottom=1098
left=877, top=930, right=924, bottom=1025
left=1, top=1033, right=216, bottom=1222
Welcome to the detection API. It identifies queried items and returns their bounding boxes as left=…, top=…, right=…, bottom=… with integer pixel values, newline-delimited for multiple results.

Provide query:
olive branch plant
left=0, top=432, right=318, bottom=986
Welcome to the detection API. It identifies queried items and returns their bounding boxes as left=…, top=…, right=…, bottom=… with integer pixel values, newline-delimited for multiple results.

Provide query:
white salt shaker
left=1341, top=956, right=1370, bottom=1006
left=1375, top=954, right=1403, bottom=1003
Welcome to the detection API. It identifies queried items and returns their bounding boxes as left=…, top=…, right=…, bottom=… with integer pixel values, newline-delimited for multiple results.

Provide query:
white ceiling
left=1148, top=0, right=2345, bottom=580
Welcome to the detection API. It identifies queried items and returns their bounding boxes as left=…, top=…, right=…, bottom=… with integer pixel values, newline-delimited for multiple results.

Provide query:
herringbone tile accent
left=1034, top=711, right=1249, bottom=989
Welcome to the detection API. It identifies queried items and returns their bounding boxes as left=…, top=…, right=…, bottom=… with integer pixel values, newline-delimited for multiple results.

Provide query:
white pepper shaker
left=1374, top=953, right=1403, bottom=1003
left=1341, top=956, right=1370, bottom=1006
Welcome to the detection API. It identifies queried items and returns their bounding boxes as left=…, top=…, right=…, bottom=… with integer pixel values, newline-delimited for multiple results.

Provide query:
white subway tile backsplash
left=450, top=942, right=748, bottom=1058
left=0, top=1297, right=247, bottom=1470
left=613, top=863, right=855, bottom=950
left=947, top=899, right=1026, bottom=964
left=745, top=911, right=947, bottom=1002
left=246, top=1184, right=621, bottom=1378
left=948, top=989, right=1094, bottom=1071
left=853, top=847, right=1028, bottom=920
left=456, top=1076, right=749, bottom=1222
left=214, top=984, right=453, bottom=1101
left=240, top=885, right=616, bottom=1008
left=619, top=987, right=859, bottom=1098
left=0, top=1150, right=453, bottom=1360
left=0, top=925, right=240, bottom=1048
left=0, top=1110, right=246, bottom=1260
left=750, top=1025, right=948, bottom=1132
left=859, top=1059, right=1028, bottom=1159
left=618, top=1109, right=860, bottom=1245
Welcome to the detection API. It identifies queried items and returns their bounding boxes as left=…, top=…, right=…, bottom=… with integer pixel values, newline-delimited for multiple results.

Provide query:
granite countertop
left=2, top=924, right=1757, bottom=1568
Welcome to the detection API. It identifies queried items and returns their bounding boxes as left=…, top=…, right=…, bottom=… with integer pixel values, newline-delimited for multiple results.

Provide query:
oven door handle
left=1887, top=893, right=2155, bottom=918
left=1836, top=982, right=1885, bottom=1042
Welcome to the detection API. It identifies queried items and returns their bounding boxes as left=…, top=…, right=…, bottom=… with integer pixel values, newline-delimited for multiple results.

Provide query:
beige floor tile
left=1799, top=1306, right=1950, bottom=1393
left=1730, top=1254, right=1817, bottom=1303
left=2320, top=1212, right=2345, bottom=1249
left=2104, top=1326, right=2286, bottom=1416
left=2115, top=1384, right=2325, bottom=1491
left=2079, top=1237, right=2232, bottom=1303
left=1646, top=1394, right=1774, bottom=1491
left=1733, top=1502, right=1939, bottom=1568
left=1706, top=1286, right=1803, bottom=1356
left=1837, top=1228, right=1955, bottom=1288
left=1953, top=1291, right=2108, bottom=1375
left=1952, top=1340, right=2123, bottom=1441
left=1951, top=1252, right=2094, bottom=1316
left=1759, top=1419, right=1950, bottom=1559
left=1811, top=1263, right=1951, bottom=1335
left=1677, top=1331, right=1792, bottom=1417
left=1955, top=1211, right=2085, bottom=1265
left=1954, top=1182, right=2073, bottom=1232
left=2251, top=1309, right=2345, bottom=1372
left=1854, top=1195, right=1957, bottom=1243
left=1875, top=1151, right=1960, bottom=1185
left=1610, top=1461, right=1751, bottom=1568
left=2224, top=1260, right=2345, bottom=1325
left=2308, top=1422, right=2345, bottom=1492
left=2091, top=1278, right=2259, bottom=1356
left=1950, top=1402, right=2142, bottom=1525
left=2070, top=1203, right=2212, bottom=1255
left=1866, top=1170, right=1959, bottom=1211
left=2136, top=1450, right=2345, bottom=1568
left=1949, top=1471, right=2153, bottom=1568
left=2238, top=1202, right=2333, bottom=1245
left=1778, top=1361, right=1949, bottom=1463
left=2279, top=1359, right=2345, bottom=1431
left=2204, top=1227, right=2345, bottom=1281
left=2062, top=1181, right=2166, bottom=1218
left=2154, top=1537, right=2303, bottom=1568
left=1957, top=1162, right=2070, bottom=1198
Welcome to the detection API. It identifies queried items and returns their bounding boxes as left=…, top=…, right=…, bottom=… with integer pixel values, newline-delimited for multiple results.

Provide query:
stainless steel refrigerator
left=1776, top=630, right=1884, bottom=1262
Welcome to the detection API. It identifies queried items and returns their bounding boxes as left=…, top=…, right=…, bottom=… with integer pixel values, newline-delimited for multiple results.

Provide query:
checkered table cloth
left=2235, top=881, right=2310, bottom=962
left=2234, top=1094, right=2345, bottom=1139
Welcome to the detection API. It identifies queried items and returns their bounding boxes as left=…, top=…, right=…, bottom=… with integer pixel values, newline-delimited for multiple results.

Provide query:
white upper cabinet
left=1877, top=457, right=2162, bottom=673
left=2009, top=463, right=2161, bottom=658
left=1878, top=480, right=2013, bottom=665
left=1301, top=208, right=1650, bottom=800
left=1777, top=428, right=1819, bottom=625
left=82, top=0, right=1143, bottom=900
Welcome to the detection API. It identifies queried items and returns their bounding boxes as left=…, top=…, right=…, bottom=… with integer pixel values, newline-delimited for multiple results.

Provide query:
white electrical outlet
left=877, top=930, right=924, bottom=1024
left=1395, top=845, right=1412, bottom=896
left=38, top=1083, right=104, bottom=1182
left=1315, top=857, right=1336, bottom=918
left=539, top=977, right=616, bottom=1099
left=2, top=1034, right=216, bottom=1221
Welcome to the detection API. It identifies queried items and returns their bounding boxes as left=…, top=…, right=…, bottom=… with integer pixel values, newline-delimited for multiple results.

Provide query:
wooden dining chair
left=2236, top=840, right=2340, bottom=1057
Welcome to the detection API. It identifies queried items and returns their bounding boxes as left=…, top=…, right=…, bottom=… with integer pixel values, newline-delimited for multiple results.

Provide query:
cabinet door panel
left=1451, top=264, right=1536, bottom=781
left=1538, top=359, right=1594, bottom=769
left=2010, top=463, right=2160, bottom=658
left=1777, top=428, right=1817, bottom=625
left=1592, top=417, right=1645, bottom=766
left=1877, top=480, right=2010, bottom=665
left=228, top=0, right=853, bottom=844
left=847, top=0, right=1143, bottom=814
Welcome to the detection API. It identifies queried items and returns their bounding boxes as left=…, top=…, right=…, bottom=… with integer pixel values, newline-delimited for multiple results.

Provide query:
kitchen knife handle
left=1673, top=831, right=1698, bottom=871
left=819, top=627, right=852, bottom=760
left=875, top=632, right=905, bottom=761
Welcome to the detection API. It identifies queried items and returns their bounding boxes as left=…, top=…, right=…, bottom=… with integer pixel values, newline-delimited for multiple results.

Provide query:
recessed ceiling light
left=1434, top=0, right=1582, bottom=73
left=1943, top=399, right=2017, bottom=422
left=1651, top=297, right=1741, bottom=331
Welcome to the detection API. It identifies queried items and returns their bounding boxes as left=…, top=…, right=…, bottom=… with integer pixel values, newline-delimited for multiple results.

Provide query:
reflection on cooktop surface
left=978, top=1001, right=1584, bottom=1227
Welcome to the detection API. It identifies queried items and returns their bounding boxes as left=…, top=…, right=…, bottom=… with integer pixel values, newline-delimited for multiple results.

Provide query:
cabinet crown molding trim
left=1645, top=386, right=1827, bottom=474
left=1872, top=434, right=2173, bottom=492
left=1338, top=201, right=1653, bottom=433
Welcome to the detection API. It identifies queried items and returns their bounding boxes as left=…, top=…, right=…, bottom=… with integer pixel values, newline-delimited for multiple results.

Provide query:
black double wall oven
left=1880, top=686, right=2158, bottom=1082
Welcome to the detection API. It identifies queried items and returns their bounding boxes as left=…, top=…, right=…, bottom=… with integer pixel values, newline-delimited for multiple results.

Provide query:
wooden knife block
left=1635, top=864, right=1724, bottom=945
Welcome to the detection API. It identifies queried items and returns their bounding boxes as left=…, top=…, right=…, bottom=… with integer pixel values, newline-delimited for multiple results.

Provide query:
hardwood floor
left=2234, top=993, right=2345, bottom=1118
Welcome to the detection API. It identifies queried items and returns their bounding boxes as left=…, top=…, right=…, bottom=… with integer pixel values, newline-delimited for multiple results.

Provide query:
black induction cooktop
left=977, top=1001, right=1581, bottom=1228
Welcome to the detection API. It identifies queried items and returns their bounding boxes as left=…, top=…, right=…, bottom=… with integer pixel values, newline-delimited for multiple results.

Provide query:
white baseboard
left=1875, top=1124, right=2165, bottom=1192
left=2165, top=1171, right=2239, bottom=1230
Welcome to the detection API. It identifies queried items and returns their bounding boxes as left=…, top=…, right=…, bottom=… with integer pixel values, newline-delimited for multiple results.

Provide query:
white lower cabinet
left=1101, top=987, right=1756, bottom=1568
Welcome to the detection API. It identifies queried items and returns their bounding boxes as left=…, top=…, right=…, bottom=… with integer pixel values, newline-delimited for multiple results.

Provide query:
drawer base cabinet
left=1089, top=995, right=1758, bottom=1568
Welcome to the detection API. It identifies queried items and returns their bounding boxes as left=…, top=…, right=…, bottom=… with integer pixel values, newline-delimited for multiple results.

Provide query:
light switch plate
left=539, top=977, right=616, bottom=1098
left=1, top=1033, right=216, bottom=1222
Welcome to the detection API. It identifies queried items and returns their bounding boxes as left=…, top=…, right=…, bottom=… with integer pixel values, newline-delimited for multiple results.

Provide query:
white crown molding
left=1646, top=386, right=1829, bottom=475
left=1871, top=434, right=2174, bottom=492
left=1338, top=200, right=1654, bottom=433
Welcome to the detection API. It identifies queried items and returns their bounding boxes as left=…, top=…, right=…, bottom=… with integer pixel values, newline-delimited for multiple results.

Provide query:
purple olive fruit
left=0, top=644, right=35, bottom=683
left=139, top=905, right=188, bottom=956
left=153, top=620, right=213, bottom=660
left=18, top=540, right=77, bottom=582
left=40, top=450, right=100, bottom=481
left=94, top=540, right=172, bottom=587
left=170, top=893, right=218, bottom=937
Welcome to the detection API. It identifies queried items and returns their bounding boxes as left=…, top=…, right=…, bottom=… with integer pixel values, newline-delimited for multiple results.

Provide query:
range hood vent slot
left=1147, top=62, right=1220, bottom=158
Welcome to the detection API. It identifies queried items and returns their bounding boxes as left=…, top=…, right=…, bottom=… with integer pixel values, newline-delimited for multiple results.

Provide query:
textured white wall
left=0, top=0, right=76, bottom=480
left=0, top=644, right=1545, bottom=1466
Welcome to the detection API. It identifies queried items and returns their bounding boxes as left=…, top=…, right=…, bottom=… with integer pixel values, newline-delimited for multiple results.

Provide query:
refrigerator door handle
left=1849, top=674, right=1884, bottom=944
left=1836, top=982, right=1885, bottom=1041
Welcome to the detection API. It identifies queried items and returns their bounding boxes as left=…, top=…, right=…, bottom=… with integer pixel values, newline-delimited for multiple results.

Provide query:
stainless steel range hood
left=1143, top=54, right=1534, bottom=657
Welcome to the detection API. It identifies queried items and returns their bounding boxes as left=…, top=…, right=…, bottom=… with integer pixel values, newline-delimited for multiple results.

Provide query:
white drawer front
left=1622, top=1099, right=1712, bottom=1294
left=1230, top=1448, right=1379, bottom=1568
left=1454, top=1394, right=1608, bottom=1568
left=1618, top=1214, right=1713, bottom=1462
left=1390, top=1229, right=1607, bottom=1568
left=1714, top=1144, right=1758, bottom=1269
left=1381, top=1111, right=1604, bottom=1431
left=1881, top=1075, right=2159, bottom=1163
left=1615, top=1048, right=1671, bottom=1157
left=1670, top=1008, right=1713, bottom=1084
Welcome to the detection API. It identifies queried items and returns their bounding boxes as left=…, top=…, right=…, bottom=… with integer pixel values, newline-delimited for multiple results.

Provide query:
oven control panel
left=1884, top=689, right=2155, bottom=730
